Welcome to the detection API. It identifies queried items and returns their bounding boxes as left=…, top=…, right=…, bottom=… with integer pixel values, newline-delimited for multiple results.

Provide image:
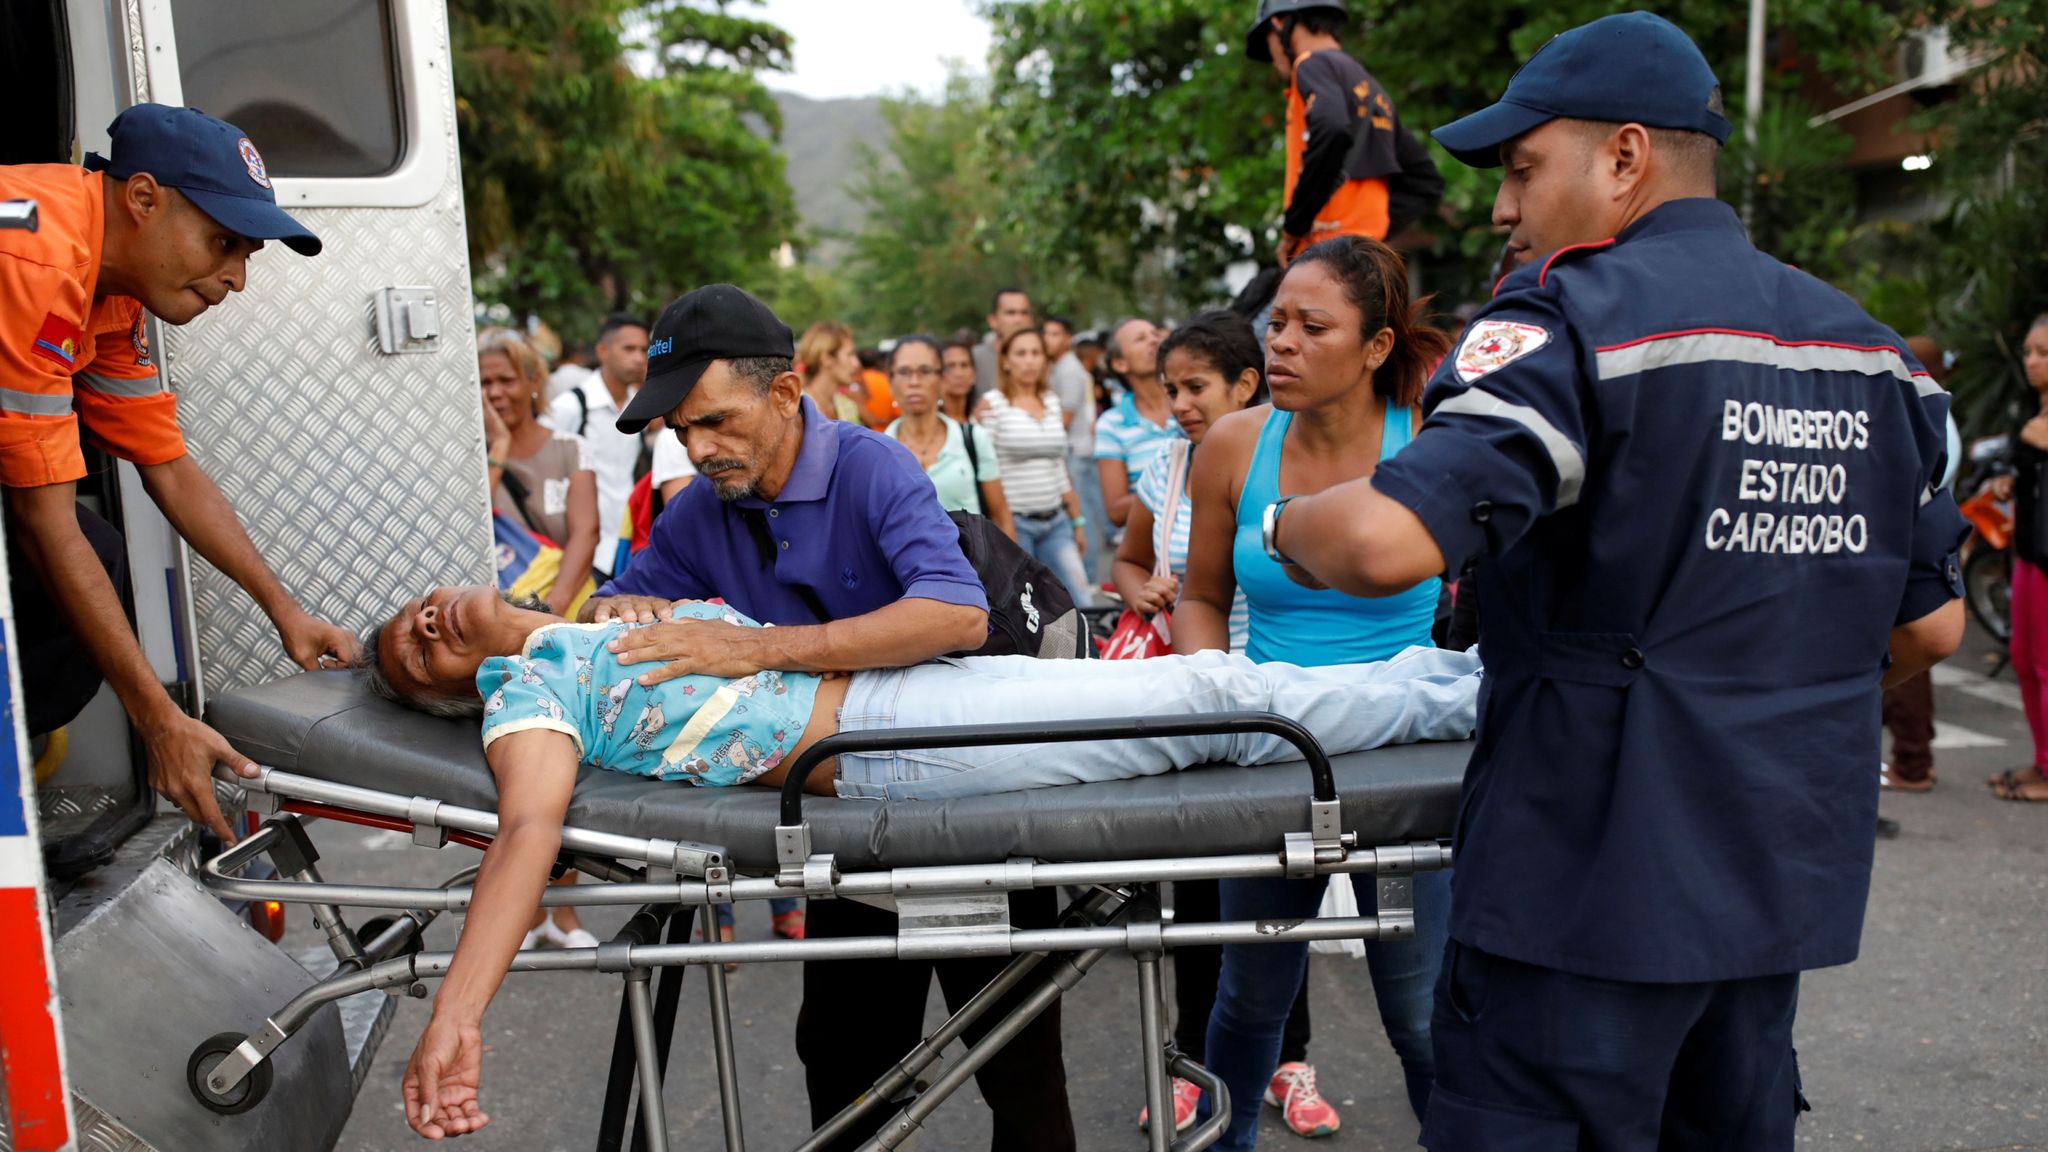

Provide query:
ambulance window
left=174, top=0, right=402, bottom=178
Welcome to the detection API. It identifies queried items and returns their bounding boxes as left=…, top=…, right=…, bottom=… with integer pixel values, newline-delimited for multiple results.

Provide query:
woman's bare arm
left=402, top=729, right=579, bottom=1138
left=1099, top=457, right=1135, bottom=526
left=1174, top=411, right=1257, bottom=653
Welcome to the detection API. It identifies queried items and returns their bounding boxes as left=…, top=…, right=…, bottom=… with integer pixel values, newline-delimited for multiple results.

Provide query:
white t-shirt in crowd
left=650, top=430, right=697, bottom=489
left=1048, top=351, right=1096, bottom=457
left=543, top=374, right=640, bottom=575
left=546, top=362, right=592, bottom=403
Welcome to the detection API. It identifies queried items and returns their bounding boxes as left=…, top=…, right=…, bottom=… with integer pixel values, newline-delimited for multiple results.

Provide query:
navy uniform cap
left=84, top=104, right=321, bottom=256
left=1432, top=12, right=1731, bottom=169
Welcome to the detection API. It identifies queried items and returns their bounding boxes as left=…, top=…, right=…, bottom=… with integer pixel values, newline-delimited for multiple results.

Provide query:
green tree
left=453, top=0, right=797, bottom=335
left=980, top=0, right=1906, bottom=308
left=837, top=73, right=1125, bottom=338
left=1913, top=0, right=2048, bottom=437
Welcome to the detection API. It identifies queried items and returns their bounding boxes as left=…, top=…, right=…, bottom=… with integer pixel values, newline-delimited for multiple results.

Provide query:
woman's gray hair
left=352, top=592, right=550, bottom=720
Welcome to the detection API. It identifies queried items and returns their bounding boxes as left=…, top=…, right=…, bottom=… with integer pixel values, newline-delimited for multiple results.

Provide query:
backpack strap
left=955, top=416, right=987, bottom=516
left=571, top=386, right=590, bottom=437
left=497, top=468, right=545, bottom=536
left=738, top=507, right=829, bottom=624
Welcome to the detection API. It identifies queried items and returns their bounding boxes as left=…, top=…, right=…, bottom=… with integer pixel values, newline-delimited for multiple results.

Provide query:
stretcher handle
left=778, top=709, right=1335, bottom=825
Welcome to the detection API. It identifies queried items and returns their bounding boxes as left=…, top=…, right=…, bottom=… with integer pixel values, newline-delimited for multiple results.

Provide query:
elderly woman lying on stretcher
left=359, top=585, right=1479, bottom=1139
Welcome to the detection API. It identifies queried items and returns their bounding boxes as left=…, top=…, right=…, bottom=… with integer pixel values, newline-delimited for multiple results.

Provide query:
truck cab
left=1, top=2, right=486, bottom=1147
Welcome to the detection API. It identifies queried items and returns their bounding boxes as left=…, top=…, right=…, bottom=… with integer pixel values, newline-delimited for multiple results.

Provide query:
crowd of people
left=371, top=7, right=1995, bottom=1152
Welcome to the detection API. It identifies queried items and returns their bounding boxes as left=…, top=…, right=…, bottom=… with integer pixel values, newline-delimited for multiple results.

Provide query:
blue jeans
left=1013, top=508, right=1099, bottom=608
left=832, top=647, right=1480, bottom=800
left=1070, top=451, right=1113, bottom=580
left=1202, top=867, right=1450, bottom=1149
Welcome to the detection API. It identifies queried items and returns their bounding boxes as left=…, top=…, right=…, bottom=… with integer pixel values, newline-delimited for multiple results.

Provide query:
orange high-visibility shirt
left=0, top=165, right=185, bottom=488
left=1282, top=49, right=1392, bottom=244
left=860, top=367, right=898, bottom=428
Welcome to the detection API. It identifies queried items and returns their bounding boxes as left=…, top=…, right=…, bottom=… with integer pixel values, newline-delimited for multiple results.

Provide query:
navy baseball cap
left=85, top=104, right=321, bottom=256
left=617, top=285, right=796, bottom=433
left=1432, top=12, right=1732, bottom=169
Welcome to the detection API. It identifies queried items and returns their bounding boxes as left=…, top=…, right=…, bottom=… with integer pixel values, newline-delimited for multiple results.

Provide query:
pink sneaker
left=1264, top=1062, right=1341, bottom=1138
left=1137, top=1076, right=1202, bottom=1135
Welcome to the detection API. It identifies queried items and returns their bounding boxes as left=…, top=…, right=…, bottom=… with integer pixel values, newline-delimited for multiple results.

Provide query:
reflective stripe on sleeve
left=1596, top=330, right=1940, bottom=394
left=1434, top=386, right=1586, bottom=509
left=75, top=371, right=164, bottom=399
left=0, top=387, right=74, bottom=417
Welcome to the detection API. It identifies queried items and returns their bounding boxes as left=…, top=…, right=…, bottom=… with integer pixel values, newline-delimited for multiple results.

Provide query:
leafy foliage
left=1911, top=0, right=2048, bottom=435
left=452, top=0, right=796, bottom=335
left=975, top=0, right=1905, bottom=310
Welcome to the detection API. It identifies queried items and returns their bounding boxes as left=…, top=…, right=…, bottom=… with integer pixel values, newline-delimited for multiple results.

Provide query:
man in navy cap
left=1258, top=13, right=1965, bottom=1146
left=1, top=104, right=350, bottom=845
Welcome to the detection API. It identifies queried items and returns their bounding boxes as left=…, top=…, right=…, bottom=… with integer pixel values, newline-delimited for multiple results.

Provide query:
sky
left=751, top=0, right=991, bottom=101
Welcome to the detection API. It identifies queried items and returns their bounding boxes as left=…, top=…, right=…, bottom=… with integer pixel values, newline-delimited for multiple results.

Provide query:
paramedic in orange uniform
left=0, top=104, right=356, bottom=842
left=1246, top=0, right=1405, bottom=264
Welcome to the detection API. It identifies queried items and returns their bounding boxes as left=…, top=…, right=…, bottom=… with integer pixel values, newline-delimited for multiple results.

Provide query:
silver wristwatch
left=1261, top=497, right=1296, bottom=565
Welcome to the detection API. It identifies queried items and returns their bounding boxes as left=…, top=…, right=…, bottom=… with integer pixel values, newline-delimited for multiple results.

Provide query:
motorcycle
left=1958, top=435, right=2014, bottom=647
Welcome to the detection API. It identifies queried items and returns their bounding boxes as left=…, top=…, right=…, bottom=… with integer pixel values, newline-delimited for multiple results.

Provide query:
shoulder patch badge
left=237, top=137, right=271, bottom=188
left=130, top=313, right=152, bottom=368
left=31, top=313, right=84, bottom=370
left=1454, top=320, right=1551, bottom=382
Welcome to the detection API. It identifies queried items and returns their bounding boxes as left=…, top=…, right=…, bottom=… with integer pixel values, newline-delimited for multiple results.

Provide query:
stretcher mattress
left=209, top=671, right=1471, bottom=869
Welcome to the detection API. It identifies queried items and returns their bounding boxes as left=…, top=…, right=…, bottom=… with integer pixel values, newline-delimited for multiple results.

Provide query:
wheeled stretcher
left=190, top=670, right=1468, bottom=1151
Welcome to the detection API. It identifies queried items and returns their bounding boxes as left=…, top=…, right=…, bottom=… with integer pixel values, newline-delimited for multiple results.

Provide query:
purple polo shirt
left=597, top=398, right=988, bottom=625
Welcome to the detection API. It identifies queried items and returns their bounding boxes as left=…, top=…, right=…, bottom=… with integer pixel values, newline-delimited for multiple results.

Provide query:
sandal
left=1989, top=768, right=2048, bottom=803
left=1880, top=765, right=1935, bottom=792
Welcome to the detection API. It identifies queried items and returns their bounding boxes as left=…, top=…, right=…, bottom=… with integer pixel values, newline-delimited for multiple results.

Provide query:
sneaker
left=772, top=908, right=806, bottom=940
left=536, top=913, right=597, bottom=949
left=1264, top=1062, right=1341, bottom=1138
left=1137, top=1077, right=1201, bottom=1135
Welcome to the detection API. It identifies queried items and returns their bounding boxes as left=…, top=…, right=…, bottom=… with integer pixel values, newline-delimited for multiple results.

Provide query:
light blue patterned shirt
left=478, top=605, right=822, bottom=787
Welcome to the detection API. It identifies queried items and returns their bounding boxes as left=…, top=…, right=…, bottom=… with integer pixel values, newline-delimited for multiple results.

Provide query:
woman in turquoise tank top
left=1178, top=236, right=1455, bottom=1147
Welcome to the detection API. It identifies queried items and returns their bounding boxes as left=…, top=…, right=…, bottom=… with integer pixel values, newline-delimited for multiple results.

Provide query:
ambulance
left=3, top=2, right=486, bottom=1147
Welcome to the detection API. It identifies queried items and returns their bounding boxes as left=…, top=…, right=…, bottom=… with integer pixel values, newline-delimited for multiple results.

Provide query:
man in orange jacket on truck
left=0, top=104, right=356, bottom=845
left=1245, top=0, right=1442, bottom=265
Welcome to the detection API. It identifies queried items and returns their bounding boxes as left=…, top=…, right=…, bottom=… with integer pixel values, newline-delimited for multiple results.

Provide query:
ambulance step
left=293, top=944, right=398, bottom=1101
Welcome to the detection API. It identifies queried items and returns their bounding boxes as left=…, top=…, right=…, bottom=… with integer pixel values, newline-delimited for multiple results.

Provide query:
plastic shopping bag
left=1309, top=873, right=1367, bottom=958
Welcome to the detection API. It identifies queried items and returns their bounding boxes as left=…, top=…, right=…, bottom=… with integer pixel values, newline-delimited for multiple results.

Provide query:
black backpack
left=946, top=510, right=1089, bottom=659
left=738, top=507, right=1088, bottom=660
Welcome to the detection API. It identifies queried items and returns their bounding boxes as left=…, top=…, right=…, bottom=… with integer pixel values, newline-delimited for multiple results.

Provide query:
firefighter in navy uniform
left=1264, top=14, right=1966, bottom=1148
left=1244, top=0, right=1441, bottom=261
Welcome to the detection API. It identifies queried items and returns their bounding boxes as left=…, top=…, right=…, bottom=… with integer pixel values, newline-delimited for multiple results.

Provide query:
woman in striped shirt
left=977, top=327, right=1096, bottom=606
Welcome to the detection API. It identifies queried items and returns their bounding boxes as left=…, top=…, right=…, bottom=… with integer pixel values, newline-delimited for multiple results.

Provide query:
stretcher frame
left=189, top=711, right=1454, bottom=1152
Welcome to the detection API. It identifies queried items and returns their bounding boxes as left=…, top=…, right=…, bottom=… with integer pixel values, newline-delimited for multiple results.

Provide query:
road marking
left=1932, top=663, right=2024, bottom=711
left=1931, top=721, right=2007, bottom=749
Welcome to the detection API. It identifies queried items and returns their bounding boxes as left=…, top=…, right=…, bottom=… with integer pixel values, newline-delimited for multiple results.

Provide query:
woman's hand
left=2023, top=414, right=2048, bottom=453
left=1072, top=526, right=1088, bottom=562
left=1131, top=573, right=1181, bottom=617
left=403, top=1016, right=489, bottom=1139
left=481, top=392, right=512, bottom=454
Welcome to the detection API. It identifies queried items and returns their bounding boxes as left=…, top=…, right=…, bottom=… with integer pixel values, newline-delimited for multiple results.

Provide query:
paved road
left=306, top=633, right=2047, bottom=1152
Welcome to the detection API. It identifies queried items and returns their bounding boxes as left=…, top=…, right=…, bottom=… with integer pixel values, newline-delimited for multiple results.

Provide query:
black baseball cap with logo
left=616, top=285, right=797, bottom=433
left=84, top=104, right=321, bottom=256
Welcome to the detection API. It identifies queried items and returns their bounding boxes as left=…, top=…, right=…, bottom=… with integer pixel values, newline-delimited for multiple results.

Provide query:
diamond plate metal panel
left=145, top=2, right=491, bottom=698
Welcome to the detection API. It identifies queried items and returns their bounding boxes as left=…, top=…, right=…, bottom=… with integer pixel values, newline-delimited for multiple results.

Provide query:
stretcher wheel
left=356, top=914, right=423, bottom=960
left=187, top=1031, right=272, bottom=1115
